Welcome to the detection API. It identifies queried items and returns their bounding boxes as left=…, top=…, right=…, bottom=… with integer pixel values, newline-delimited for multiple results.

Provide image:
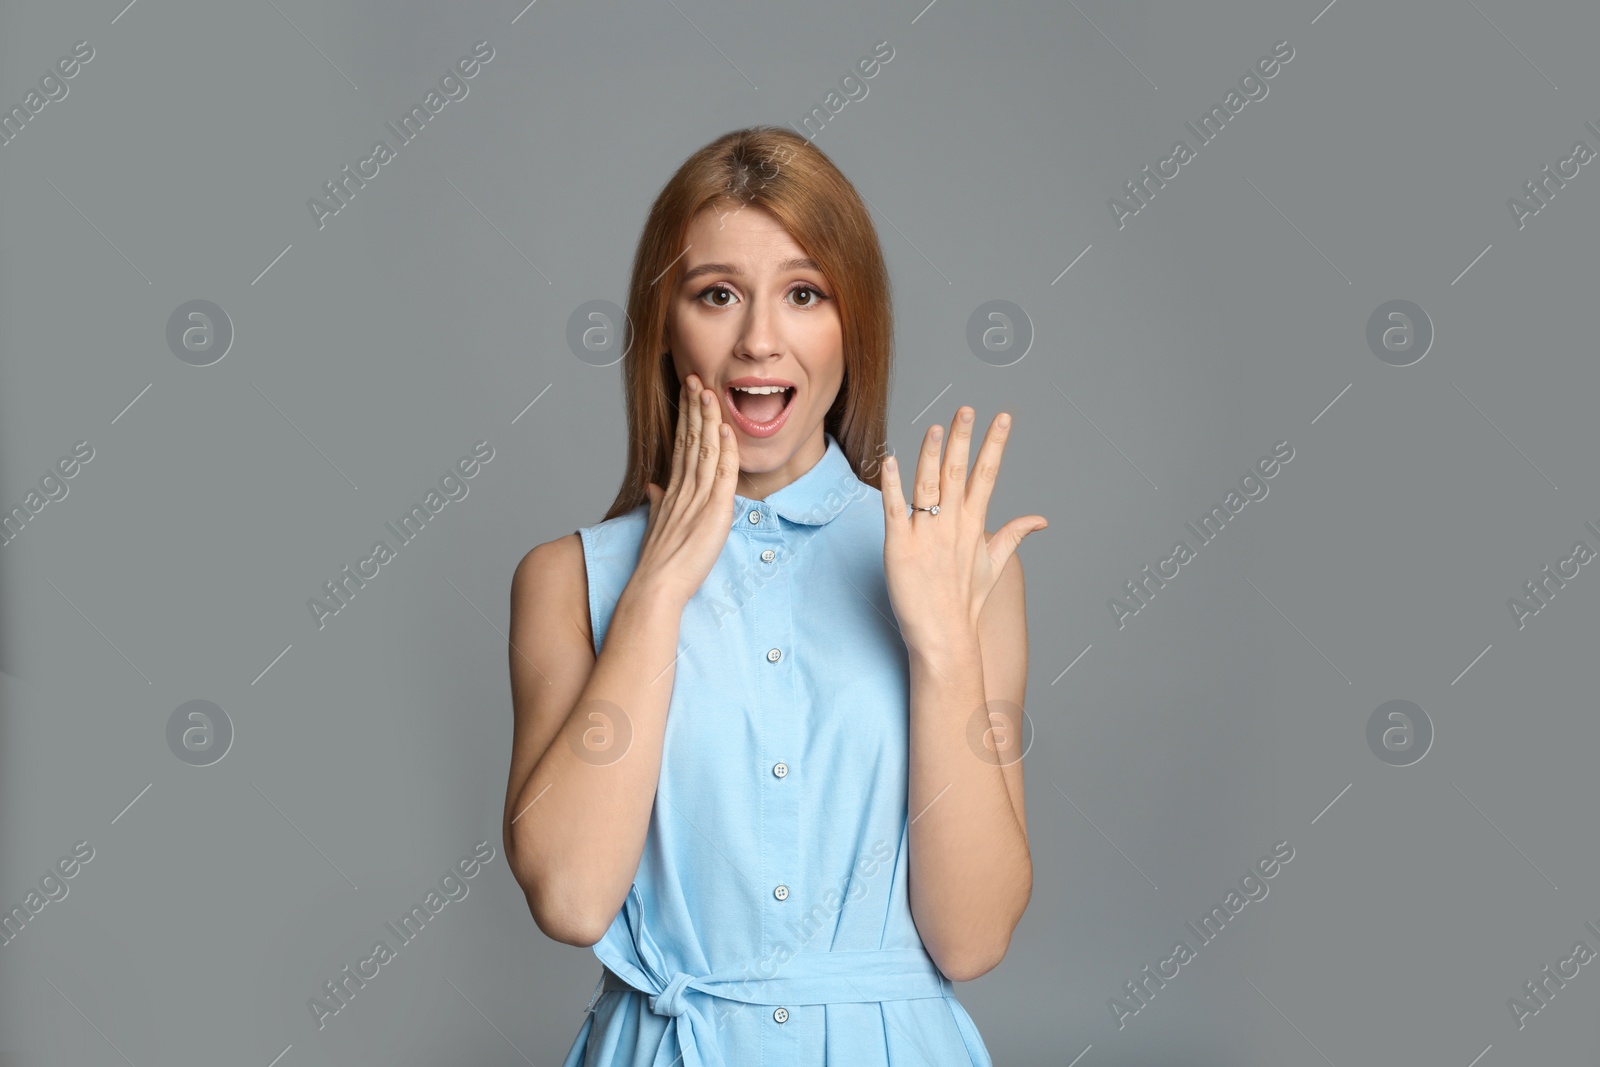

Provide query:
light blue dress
left=560, top=432, right=994, bottom=1067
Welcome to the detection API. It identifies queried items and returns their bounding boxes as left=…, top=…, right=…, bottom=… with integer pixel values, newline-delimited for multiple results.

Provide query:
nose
left=735, top=291, right=783, bottom=364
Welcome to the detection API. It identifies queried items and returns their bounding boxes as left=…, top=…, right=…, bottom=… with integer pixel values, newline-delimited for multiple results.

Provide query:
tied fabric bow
left=647, top=970, right=696, bottom=1018
left=592, top=947, right=955, bottom=1067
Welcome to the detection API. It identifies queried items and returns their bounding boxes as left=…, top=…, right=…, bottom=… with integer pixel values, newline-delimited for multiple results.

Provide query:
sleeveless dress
left=559, top=431, right=994, bottom=1067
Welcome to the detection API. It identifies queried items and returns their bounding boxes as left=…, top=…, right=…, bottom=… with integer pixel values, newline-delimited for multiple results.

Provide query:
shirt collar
left=733, top=432, right=862, bottom=527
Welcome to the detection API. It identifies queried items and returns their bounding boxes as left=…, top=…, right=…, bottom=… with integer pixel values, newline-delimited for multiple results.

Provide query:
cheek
left=675, top=315, right=737, bottom=359
left=800, top=324, right=845, bottom=390
left=668, top=345, right=706, bottom=381
left=822, top=346, right=846, bottom=394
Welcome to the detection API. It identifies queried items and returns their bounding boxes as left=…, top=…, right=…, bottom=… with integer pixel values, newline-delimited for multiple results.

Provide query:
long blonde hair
left=602, top=126, right=894, bottom=522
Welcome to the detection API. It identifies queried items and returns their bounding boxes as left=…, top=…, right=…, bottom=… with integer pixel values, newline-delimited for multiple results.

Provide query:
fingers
left=911, top=422, right=942, bottom=512
left=963, top=411, right=1011, bottom=519
left=693, top=377, right=722, bottom=499
left=880, top=448, right=909, bottom=532
left=666, top=375, right=689, bottom=497
left=661, top=373, right=737, bottom=520
left=685, top=374, right=705, bottom=486
left=986, top=513, right=1049, bottom=573
left=940, top=406, right=976, bottom=512
left=713, top=414, right=739, bottom=493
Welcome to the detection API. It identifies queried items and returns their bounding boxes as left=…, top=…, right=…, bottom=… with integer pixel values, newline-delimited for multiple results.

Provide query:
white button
left=760, top=549, right=775, bottom=563
left=773, top=1007, right=789, bottom=1024
left=773, top=762, right=788, bottom=778
left=773, top=884, right=789, bottom=900
left=748, top=510, right=762, bottom=524
left=766, top=648, right=782, bottom=663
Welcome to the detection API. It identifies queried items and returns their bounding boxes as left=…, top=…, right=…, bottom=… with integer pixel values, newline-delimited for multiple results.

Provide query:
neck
left=736, top=430, right=827, bottom=500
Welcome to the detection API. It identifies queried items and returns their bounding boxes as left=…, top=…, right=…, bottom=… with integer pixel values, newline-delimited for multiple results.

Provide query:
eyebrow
left=680, top=257, right=823, bottom=285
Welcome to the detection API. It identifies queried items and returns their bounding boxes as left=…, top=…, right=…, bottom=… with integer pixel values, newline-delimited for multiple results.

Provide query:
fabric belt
left=584, top=947, right=955, bottom=1067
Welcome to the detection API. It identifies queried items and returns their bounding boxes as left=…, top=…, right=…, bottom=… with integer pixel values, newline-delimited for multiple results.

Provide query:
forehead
left=683, top=203, right=808, bottom=261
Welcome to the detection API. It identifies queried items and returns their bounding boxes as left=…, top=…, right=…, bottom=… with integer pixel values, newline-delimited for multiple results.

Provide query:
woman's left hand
left=879, top=406, right=1049, bottom=651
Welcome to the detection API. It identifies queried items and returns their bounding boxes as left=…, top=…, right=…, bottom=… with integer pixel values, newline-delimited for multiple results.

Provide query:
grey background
left=2, top=0, right=1597, bottom=1063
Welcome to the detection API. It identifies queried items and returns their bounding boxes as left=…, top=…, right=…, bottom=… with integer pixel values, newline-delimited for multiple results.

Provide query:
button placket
left=747, top=504, right=801, bottom=975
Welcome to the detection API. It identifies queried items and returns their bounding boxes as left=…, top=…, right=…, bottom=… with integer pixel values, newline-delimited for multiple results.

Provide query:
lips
left=723, top=381, right=796, bottom=439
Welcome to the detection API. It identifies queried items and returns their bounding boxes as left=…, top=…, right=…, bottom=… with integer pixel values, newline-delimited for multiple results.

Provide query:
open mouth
left=725, top=384, right=797, bottom=436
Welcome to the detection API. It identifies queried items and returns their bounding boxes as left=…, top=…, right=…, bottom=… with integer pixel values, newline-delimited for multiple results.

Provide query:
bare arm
left=502, top=540, right=688, bottom=946
left=905, top=548, right=1032, bottom=982
left=878, top=409, right=1043, bottom=983
left=502, top=372, right=739, bottom=946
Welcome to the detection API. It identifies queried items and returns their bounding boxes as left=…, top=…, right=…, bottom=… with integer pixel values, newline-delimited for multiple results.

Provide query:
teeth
left=731, top=385, right=789, bottom=394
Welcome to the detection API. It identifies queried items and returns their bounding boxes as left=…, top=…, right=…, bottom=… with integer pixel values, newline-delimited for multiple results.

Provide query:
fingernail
left=702, top=391, right=712, bottom=405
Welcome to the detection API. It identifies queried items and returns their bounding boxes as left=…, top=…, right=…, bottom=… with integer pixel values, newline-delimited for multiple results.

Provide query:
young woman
left=504, top=126, right=1046, bottom=1066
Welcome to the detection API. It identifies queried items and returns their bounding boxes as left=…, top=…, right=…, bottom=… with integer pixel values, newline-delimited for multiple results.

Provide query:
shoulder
left=517, top=507, right=649, bottom=594
left=511, top=506, right=649, bottom=637
left=511, top=501, right=646, bottom=606
left=513, top=532, right=582, bottom=585
left=511, top=533, right=588, bottom=629
left=574, top=504, right=650, bottom=562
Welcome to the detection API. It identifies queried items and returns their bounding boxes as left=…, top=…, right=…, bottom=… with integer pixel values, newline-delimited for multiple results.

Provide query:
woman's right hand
left=632, top=372, right=741, bottom=609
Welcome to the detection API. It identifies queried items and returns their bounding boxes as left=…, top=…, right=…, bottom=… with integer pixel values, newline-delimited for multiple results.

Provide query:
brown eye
left=790, top=286, right=827, bottom=307
left=699, top=285, right=736, bottom=308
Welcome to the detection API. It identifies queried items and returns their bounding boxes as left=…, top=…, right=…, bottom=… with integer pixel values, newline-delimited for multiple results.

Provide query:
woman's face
left=666, top=203, right=844, bottom=498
